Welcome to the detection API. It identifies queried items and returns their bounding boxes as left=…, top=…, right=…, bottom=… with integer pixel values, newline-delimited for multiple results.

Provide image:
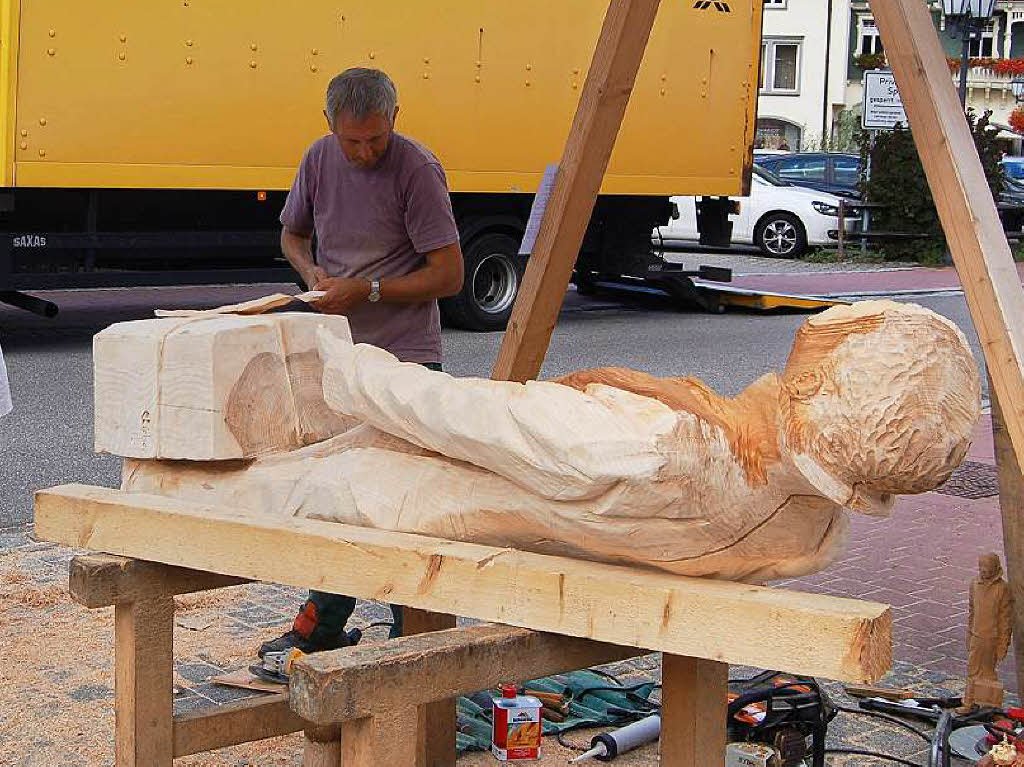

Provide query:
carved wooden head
left=781, top=301, right=981, bottom=515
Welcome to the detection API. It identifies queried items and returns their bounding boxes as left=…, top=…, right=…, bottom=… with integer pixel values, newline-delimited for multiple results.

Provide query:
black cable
left=361, top=621, right=394, bottom=631
left=834, top=704, right=932, bottom=744
left=556, top=730, right=588, bottom=752
left=825, top=748, right=921, bottom=766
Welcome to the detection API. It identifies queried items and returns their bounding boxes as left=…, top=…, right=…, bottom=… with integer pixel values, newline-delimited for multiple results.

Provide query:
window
left=760, top=39, right=801, bottom=94
left=859, top=18, right=883, bottom=55
left=832, top=156, right=860, bottom=187
left=763, top=0, right=787, bottom=8
left=968, top=20, right=996, bottom=57
left=774, top=156, right=826, bottom=184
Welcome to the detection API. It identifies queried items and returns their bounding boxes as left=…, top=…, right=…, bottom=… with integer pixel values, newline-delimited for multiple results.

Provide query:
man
left=962, top=552, right=1013, bottom=710
left=261, top=67, right=463, bottom=657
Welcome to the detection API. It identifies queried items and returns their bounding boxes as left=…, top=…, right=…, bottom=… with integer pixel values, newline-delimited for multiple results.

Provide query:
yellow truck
left=0, top=0, right=762, bottom=328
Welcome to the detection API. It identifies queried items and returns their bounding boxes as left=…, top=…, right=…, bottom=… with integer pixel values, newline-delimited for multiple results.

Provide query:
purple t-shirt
left=280, top=132, right=459, bottom=364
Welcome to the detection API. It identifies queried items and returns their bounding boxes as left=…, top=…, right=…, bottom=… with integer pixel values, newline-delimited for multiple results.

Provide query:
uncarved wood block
left=94, top=313, right=353, bottom=460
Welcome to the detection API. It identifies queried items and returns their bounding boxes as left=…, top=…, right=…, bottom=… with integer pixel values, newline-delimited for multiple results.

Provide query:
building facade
left=755, top=0, right=852, bottom=150
left=758, top=0, right=1024, bottom=151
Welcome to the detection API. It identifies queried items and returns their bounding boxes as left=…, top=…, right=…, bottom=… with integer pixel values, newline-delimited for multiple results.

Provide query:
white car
left=653, top=166, right=858, bottom=257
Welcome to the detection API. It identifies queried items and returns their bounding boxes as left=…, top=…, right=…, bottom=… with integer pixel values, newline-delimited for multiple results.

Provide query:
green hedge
left=857, top=109, right=1004, bottom=263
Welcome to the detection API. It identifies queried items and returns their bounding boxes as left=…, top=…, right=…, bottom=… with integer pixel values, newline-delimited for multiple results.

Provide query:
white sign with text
left=862, top=70, right=908, bottom=130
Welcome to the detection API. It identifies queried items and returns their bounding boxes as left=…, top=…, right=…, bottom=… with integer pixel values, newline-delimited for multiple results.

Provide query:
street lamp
left=1013, top=76, right=1024, bottom=102
left=941, top=0, right=998, bottom=106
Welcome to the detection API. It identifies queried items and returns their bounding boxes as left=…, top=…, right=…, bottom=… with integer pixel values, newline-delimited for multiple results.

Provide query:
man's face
left=331, top=109, right=396, bottom=170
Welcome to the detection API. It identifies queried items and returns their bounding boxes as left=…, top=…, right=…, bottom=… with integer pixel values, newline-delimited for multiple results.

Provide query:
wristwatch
left=367, top=278, right=382, bottom=303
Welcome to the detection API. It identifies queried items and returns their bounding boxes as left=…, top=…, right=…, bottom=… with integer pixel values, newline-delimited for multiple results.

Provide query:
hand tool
left=567, top=715, right=662, bottom=763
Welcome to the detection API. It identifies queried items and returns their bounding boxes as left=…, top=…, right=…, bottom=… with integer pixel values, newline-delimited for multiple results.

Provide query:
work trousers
left=304, top=359, right=443, bottom=645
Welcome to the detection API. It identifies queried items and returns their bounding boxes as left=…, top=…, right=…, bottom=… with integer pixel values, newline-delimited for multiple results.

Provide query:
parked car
left=754, top=152, right=861, bottom=198
left=1001, top=155, right=1024, bottom=182
left=654, top=166, right=859, bottom=257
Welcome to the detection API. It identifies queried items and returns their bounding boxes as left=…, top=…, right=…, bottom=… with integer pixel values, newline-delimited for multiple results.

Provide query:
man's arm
left=315, top=241, right=463, bottom=315
left=280, top=227, right=326, bottom=291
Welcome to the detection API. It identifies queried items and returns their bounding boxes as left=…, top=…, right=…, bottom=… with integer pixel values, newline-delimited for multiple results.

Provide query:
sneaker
left=257, top=627, right=361, bottom=659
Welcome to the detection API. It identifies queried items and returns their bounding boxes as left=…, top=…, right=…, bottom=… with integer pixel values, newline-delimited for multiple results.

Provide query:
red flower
left=1009, top=106, right=1024, bottom=134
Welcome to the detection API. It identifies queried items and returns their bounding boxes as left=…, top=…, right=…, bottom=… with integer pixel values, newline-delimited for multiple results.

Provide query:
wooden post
left=341, top=708, right=419, bottom=767
left=868, top=0, right=1024, bottom=474
left=660, top=654, right=727, bottom=767
left=301, top=726, right=342, bottom=767
left=115, top=596, right=175, bottom=766
left=491, top=0, right=663, bottom=383
left=403, top=607, right=457, bottom=767
left=994, top=386, right=1024, bottom=695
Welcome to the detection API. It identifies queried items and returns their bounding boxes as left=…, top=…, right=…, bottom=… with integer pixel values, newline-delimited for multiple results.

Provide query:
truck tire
left=441, top=232, right=524, bottom=331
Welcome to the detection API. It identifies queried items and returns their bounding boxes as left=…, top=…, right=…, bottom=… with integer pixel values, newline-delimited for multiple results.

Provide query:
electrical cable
left=824, top=748, right=921, bottom=766
left=833, top=704, right=932, bottom=744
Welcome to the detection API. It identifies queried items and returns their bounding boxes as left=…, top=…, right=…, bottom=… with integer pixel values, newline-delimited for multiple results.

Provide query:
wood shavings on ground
left=0, top=550, right=667, bottom=766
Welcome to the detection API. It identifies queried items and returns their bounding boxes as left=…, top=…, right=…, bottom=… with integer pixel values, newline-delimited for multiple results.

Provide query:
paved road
left=0, top=276, right=988, bottom=530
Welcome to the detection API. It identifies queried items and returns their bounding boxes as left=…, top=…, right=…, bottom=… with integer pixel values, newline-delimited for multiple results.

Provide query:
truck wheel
left=441, top=233, right=524, bottom=331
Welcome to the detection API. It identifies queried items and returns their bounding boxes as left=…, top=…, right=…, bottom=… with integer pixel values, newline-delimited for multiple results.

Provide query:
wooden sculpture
left=963, top=553, right=1014, bottom=710
left=94, top=312, right=354, bottom=460
left=109, top=300, right=981, bottom=582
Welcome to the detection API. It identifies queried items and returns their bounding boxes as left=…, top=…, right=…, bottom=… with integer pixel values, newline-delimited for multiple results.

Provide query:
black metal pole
left=959, top=22, right=970, bottom=107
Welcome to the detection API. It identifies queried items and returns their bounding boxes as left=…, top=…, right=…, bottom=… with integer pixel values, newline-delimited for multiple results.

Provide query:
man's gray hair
left=325, top=68, right=398, bottom=129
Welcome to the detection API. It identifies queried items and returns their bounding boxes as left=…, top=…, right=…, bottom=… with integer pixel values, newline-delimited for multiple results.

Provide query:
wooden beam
left=491, top=0, right=663, bottom=383
left=36, top=484, right=892, bottom=682
left=301, top=726, right=344, bottom=767
left=115, top=596, right=174, bottom=767
left=341, top=708, right=419, bottom=767
left=994, top=388, right=1024, bottom=696
left=869, top=0, right=1024, bottom=473
left=289, top=622, right=637, bottom=725
left=172, top=694, right=311, bottom=757
left=402, top=608, right=458, bottom=767
left=70, top=554, right=247, bottom=608
left=660, top=655, right=727, bottom=767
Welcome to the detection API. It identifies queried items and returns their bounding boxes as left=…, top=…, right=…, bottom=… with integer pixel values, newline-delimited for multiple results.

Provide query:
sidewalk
left=725, top=261, right=1024, bottom=299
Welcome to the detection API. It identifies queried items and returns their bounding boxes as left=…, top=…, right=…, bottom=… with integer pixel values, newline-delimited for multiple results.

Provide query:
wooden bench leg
left=341, top=706, right=419, bottom=766
left=302, top=725, right=342, bottom=767
left=403, top=608, right=457, bottom=767
left=660, top=654, right=727, bottom=767
left=115, top=595, right=175, bottom=766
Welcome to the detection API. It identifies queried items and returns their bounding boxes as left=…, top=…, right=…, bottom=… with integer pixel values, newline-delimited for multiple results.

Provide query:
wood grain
left=491, top=0, right=664, bottom=383
left=869, top=0, right=1024, bottom=474
left=35, top=484, right=892, bottom=682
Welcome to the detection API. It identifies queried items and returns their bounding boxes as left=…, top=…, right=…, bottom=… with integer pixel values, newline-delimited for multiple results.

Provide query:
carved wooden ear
left=783, top=369, right=824, bottom=400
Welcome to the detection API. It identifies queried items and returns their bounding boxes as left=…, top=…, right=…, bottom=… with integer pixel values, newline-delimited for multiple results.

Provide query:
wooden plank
left=36, top=485, right=892, bottom=682
left=290, top=623, right=637, bottom=725
left=403, top=608, right=458, bottom=767
left=660, top=655, right=727, bottom=767
left=341, top=709, right=419, bottom=767
left=994, top=387, right=1024, bottom=696
left=869, top=0, right=1024, bottom=473
left=70, top=554, right=247, bottom=608
left=172, top=694, right=310, bottom=757
left=115, top=596, right=174, bottom=767
left=491, top=0, right=663, bottom=383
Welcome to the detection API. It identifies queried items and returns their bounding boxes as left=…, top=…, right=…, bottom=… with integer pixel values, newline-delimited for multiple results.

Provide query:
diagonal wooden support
left=869, top=0, right=1024, bottom=474
left=491, top=0, right=663, bottom=383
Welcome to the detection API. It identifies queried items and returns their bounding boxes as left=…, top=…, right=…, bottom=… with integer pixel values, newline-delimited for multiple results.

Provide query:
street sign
left=862, top=70, right=908, bottom=130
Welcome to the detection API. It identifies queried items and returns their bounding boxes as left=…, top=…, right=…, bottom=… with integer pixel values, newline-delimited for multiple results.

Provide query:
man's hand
left=313, top=276, right=371, bottom=315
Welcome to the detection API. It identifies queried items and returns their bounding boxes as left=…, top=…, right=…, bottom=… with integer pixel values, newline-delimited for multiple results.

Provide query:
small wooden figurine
left=963, top=553, right=1014, bottom=710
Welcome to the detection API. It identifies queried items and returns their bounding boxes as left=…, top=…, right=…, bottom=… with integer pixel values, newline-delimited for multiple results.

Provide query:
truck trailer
left=0, top=0, right=762, bottom=329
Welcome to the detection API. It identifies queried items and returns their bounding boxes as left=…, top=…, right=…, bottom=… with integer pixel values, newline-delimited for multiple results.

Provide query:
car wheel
left=755, top=213, right=807, bottom=257
left=440, top=232, right=524, bottom=331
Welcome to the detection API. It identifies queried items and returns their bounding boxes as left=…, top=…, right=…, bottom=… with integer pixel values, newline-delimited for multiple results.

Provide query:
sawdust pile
left=0, top=550, right=665, bottom=766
